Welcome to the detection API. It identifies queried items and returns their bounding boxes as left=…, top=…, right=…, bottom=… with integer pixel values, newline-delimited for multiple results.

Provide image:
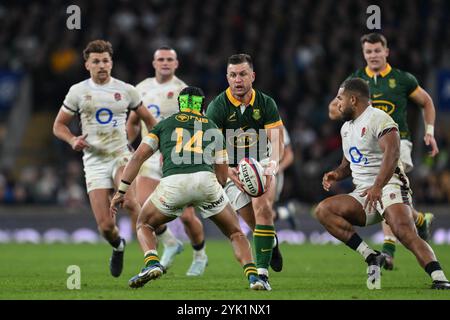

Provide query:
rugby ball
left=238, top=157, right=266, bottom=197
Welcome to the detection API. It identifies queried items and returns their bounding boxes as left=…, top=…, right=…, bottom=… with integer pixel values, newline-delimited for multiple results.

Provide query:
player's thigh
left=88, top=189, right=114, bottom=227
left=400, top=139, right=414, bottom=173
left=136, top=176, right=160, bottom=206
left=238, top=203, right=256, bottom=231
left=383, top=203, right=415, bottom=235
left=139, top=196, right=176, bottom=228
left=317, top=194, right=367, bottom=226
left=209, top=204, right=242, bottom=238
left=180, top=206, right=199, bottom=224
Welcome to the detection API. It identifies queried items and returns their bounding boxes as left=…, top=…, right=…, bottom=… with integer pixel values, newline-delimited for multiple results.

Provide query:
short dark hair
left=342, top=78, right=370, bottom=99
left=227, top=54, right=253, bottom=69
left=360, top=33, right=388, bottom=48
left=156, top=45, right=175, bottom=51
left=83, top=40, right=113, bottom=61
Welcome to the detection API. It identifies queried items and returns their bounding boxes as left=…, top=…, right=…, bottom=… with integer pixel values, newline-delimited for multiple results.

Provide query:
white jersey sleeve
left=62, top=84, right=81, bottom=115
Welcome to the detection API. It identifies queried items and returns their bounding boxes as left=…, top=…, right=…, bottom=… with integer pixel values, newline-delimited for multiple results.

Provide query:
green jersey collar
left=365, top=63, right=392, bottom=78
left=226, top=87, right=256, bottom=107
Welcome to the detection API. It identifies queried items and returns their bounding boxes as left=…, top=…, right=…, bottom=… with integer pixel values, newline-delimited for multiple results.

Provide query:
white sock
left=257, top=268, right=268, bottom=276
left=356, top=241, right=377, bottom=260
left=113, top=238, right=125, bottom=251
left=157, top=227, right=178, bottom=247
left=193, top=248, right=207, bottom=260
left=144, top=250, right=158, bottom=257
left=431, top=270, right=448, bottom=282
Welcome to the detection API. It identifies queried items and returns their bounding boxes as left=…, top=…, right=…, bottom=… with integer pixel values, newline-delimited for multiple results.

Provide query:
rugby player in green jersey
left=206, top=54, right=285, bottom=290
left=329, top=33, right=438, bottom=270
left=110, top=86, right=269, bottom=290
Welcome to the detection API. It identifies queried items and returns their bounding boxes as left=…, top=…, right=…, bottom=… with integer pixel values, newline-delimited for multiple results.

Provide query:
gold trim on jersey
left=365, top=63, right=392, bottom=78
left=409, top=85, right=420, bottom=97
left=264, top=120, right=283, bottom=129
left=226, top=88, right=256, bottom=107
left=146, top=133, right=159, bottom=142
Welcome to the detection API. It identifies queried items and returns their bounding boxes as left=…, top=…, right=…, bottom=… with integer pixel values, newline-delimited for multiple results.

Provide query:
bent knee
left=315, top=201, right=332, bottom=223
left=229, top=230, right=246, bottom=242
left=98, top=219, right=116, bottom=234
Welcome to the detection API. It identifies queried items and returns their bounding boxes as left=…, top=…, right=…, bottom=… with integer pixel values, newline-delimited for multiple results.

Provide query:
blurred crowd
left=0, top=0, right=449, bottom=206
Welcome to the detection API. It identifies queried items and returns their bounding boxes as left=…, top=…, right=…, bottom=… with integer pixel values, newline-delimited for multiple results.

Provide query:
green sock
left=253, top=225, right=275, bottom=269
left=243, top=263, right=258, bottom=280
left=415, top=212, right=425, bottom=229
left=144, top=251, right=160, bottom=267
left=382, top=240, right=396, bottom=258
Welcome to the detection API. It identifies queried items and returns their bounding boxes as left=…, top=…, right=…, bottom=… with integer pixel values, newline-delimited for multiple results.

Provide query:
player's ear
left=385, top=47, right=390, bottom=58
left=84, top=60, right=90, bottom=71
left=251, top=71, right=255, bottom=83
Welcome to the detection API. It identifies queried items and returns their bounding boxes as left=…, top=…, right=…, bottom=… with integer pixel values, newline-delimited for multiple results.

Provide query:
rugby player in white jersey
left=315, top=78, right=449, bottom=289
left=127, top=47, right=208, bottom=276
left=53, top=40, right=156, bottom=278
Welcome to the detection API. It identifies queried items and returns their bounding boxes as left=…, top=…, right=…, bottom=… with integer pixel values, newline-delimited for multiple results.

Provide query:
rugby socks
left=425, top=261, right=448, bottom=282
left=243, top=263, right=258, bottom=280
left=382, top=236, right=396, bottom=258
left=346, top=233, right=377, bottom=261
left=192, top=240, right=207, bottom=260
left=254, top=225, right=275, bottom=270
left=109, top=237, right=124, bottom=252
left=157, top=225, right=178, bottom=247
left=144, top=250, right=160, bottom=267
left=415, top=212, right=425, bottom=228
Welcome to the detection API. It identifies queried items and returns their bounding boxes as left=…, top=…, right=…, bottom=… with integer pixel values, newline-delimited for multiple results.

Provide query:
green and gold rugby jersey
left=142, top=111, right=226, bottom=177
left=206, top=88, right=283, bottom=166
left=348, top=63, right=419, bottom=140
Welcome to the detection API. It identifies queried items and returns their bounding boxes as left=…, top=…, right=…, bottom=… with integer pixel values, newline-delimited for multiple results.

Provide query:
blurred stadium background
left=0, top=0, right=449, bottom=246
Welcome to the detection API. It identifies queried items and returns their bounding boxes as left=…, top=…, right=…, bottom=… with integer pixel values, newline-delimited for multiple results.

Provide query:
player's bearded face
left=363, top=42, right=389, bottom=72
left=227, top=63, right=255, bottom=98
left=85, top=52, right=112, bottom=83
left=337, top=92, right=355, bottom=121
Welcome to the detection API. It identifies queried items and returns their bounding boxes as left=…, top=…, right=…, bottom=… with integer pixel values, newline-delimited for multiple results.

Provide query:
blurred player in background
left=329, top=33, right=437, bottom=269
left=127, top=47, right=208, bottom=276
left=206, top=54, right=284, bottom=290
left=53, top=40, right=156, bottom=278
left=317, top=79, right=449, bottom=290
left=270, top=127, right=295, bottom=229
left=111, top=86, right=269, bottom=290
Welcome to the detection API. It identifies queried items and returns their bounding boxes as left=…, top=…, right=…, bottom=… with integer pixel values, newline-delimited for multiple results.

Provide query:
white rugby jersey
left=341, top=106, right=403, bottom=187
left=62, top=77, right=141, bottom=160
left=136, top=76, right=187, bottom=137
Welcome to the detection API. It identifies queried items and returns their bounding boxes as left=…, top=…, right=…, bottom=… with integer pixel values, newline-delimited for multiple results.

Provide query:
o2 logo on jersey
left=147, top=104, right=161, bottom=119
left=95, top=108, right=118, bottom=127
left=349, top=146, right=369, bottom=164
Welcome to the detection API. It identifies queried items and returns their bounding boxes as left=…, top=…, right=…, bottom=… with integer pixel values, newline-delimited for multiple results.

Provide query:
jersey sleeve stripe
left=264, top=120, right=283, bottom=129
left=62, top=104, right=76, bottom=114
left=378, top=127, right=398, bottom=139
left=408, top=85, right=420, bottom=97
left=146, top=133, right=159, bottom=142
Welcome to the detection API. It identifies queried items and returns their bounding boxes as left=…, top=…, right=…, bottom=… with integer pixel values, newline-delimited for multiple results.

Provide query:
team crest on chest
left=252, top=108, right=261, bottom=120
left=114, top=92, right=122, bottom=101
left=167, top=91, right=174, bottom=99
left=84, top=94, right=92, bottom=101
left=389, top=79, right=396, bottom=88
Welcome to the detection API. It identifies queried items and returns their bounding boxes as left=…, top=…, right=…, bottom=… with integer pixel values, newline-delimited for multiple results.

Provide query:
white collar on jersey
left=88, top=77, right=113, bottom=88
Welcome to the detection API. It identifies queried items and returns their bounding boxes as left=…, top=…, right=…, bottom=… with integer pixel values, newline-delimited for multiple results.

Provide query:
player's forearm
left=333, top=164, right=351, bottom=181
left=373, top=147, right=399, bottom=189
left=422, top=98, right=436, bottom=133
left=278, top=146, right=294, bottom=172
left=53, top=123, right=76, bottom=145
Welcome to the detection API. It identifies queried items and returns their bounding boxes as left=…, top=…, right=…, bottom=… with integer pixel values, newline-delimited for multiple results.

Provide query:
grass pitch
left=1, top=241, right=449, bottom=300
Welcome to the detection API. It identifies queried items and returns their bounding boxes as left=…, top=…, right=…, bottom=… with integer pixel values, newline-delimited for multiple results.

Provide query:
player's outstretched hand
left=228, top=167, right=245, bottom=192
left=360, top=186, right=383, bottom=212
left=322, top=171, right=338, bottom=192
left=110, top=192, right=125, bottom=217
left=71, top=133, right=90, bottom=151
left=424, top=134, right=439, bottom=157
